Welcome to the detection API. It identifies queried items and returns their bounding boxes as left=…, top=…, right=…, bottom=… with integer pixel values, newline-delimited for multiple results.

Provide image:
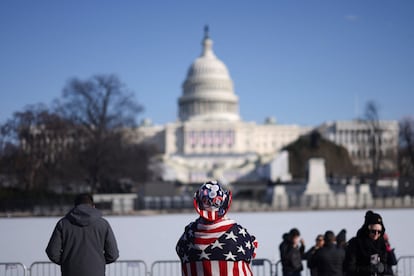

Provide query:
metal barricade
left=29, top=262, right=59, bottom=276
left=396, top=255, right=414, bottom=276
left=106, top=260, right=148, bottom=276
left=151, top=260, right=182, bottom=276
left=151, top=259, right=274, bottom=276
left=0, top=263, right=27, bottom=276
left=274, top=260, right=310, bottom=276
left=29, top=260, right=148, bottom=276
left=251, top=258, right=273, bottom=276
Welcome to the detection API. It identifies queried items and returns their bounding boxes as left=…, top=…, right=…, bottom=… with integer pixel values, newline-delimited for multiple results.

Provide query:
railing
left=251, top=258, right=274, bottom=276
left=0, top=262, right=27, bottom=276
left=1, top=256, right=412, bottom=276
left=140, top=195, right=414, bottom=213
left=151, top=260, right=181, bottom=276
left=150, top=259, right=274, bottom=276
left=396, top=255, right=414, bottom=276
left=107, top=260, right=148, bottom=276
left=28, top=260, right=148, bottom=276
left=273, top=260, right=310, bottom=276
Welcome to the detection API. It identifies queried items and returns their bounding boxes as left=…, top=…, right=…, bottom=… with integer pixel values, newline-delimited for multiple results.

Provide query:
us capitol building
left=126, top=28, right=398, bottom=184
left=127, top=28, right=311, bottom=184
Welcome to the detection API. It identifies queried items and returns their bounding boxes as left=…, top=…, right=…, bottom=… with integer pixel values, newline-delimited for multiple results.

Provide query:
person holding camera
left=344, top=210, right=395, bottom=276
left=280, top=228, right=306, bottom=276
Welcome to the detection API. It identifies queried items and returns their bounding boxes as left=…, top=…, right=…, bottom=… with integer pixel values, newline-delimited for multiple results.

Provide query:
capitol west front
left=128, top=28, right=310, bottom=184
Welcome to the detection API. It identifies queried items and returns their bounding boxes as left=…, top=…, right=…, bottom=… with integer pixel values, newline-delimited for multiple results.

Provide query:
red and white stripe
left=182, top=260, right=253, bottom=276
left=193, top=219, right=235, bottom=251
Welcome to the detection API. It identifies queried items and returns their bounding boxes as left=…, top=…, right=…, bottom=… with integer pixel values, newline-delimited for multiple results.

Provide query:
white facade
left=130, top=28, right=309, bottom=184
left=318, top=120, right=399, bottom=174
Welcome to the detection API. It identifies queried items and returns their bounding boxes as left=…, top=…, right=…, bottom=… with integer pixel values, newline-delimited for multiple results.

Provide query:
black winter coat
left=309, top=243, right=345, bottom=276
left=280, top=241, right=305, bottom=274
left=304, top=246, right=321, bottom=276
left=46, top=204, right=119, bottom=276
left=344, top=231, right=394, bottom=276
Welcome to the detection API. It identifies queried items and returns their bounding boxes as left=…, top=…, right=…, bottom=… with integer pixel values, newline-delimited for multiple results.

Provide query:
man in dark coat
left=46, top=194, right=119, bottom=276
left=309, top=231, right=345, bottom=276
left=344, top=210, right=395, bottom=276
left=280, top=228, right=305, bottom=276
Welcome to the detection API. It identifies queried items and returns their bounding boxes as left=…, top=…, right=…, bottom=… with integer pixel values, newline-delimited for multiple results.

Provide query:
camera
left=370, top=254, right=385, bottom=274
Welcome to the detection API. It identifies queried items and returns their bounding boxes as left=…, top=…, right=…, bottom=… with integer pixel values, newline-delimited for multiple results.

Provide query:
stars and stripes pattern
left=194, top=201, right=221, bottom=222
left=176, top=217, right=258, bottom=276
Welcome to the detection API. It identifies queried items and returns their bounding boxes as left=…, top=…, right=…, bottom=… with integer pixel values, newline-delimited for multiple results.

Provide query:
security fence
left=1, top=256, right=413, bottom=276
left=0, top=263, right=26, bottom=276
left=106, top=260, right=148, bottom=276
left=27, top=261, right=148, bottom=276
left=273, top=260, right=310, bottom=276
left=251, top=258, right=274, bottom=276
left=395, top=255, right=414, bottom=276
left=29, top=262, right=59, bottom=276
left=150, top=259, right=274, bottom=276
left=150, top=260, right=181, bottom=276
left=139, top=195, right=414, bottom=213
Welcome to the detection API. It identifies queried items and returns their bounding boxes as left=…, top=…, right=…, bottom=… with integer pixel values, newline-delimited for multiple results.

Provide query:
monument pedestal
left=303, top=158, right=333, bottom=208
left=357, top=183, right=373, bottom=208
left=304, top=158, right=332, bottom=195
left=345, top=184, right=357, bottom=208
left=272, top=185, right=288, bottom=210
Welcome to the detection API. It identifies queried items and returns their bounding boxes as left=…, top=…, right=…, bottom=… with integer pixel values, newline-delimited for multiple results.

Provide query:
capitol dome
left=178, top=26, right=240, bottom=122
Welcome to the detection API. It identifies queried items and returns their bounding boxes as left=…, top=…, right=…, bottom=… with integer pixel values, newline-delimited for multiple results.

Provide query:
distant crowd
left=45, top=181, right=397, bottom=276
left=279, top=210, right=397, bottom=276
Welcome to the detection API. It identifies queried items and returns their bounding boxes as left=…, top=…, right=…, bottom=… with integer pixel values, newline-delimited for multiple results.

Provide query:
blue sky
left=1, top=1, right=413, bottom=126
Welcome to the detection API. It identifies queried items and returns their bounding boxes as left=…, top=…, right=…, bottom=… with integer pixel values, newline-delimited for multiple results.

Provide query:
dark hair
left=324, top=230, right=336, bottom=243
left=74, top=193, right=94, bottom=206
left=289, top=228, right=300, bottom=237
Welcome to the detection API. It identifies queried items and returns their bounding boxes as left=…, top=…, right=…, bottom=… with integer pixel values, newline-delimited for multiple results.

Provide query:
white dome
left=178, top=27, right=240, bottom=122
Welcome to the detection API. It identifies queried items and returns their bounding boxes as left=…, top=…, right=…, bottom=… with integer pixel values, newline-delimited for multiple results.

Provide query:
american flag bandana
left=176, top=217, right=258, bottom=276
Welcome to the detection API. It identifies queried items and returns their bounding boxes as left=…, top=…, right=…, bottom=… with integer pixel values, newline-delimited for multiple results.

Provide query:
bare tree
left=399, top=117, right=414, bottom=177
left=0, top=104, right=75, bottom=190
left=364, top=101, right=382, bottom=184
left=55, top=74, right=144, bottom=192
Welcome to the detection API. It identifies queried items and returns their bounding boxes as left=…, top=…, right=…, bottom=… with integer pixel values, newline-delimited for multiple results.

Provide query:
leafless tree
left=0, top=104, right=75, bottom=190
left=54, top=74, right=145, bottom=192
left=399, top=117, right=414, bottom=177
left=364, top=101, right=382, bottom=184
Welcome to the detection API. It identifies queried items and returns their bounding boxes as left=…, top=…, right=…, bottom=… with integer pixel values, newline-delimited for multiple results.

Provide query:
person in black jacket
left=344, top=210, right=394, bottom=276
left=280, top=228, right=306, bottom=276
left=46, top=194, right=119, bottom=276
left=304, top=234, right=324, bottom=276
left=309, top=230, right=345, bottom=276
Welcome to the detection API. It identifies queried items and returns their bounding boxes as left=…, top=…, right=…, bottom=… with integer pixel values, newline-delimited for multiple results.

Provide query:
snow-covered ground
left=1, top=208, right=412, bottom=267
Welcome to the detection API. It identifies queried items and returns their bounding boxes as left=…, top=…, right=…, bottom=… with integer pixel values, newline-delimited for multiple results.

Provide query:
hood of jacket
left=66, top=204, right=102, bottom=226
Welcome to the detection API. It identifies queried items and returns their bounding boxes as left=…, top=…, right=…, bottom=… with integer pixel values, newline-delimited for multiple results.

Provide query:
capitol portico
left=129, top=27, right=310, bottom=184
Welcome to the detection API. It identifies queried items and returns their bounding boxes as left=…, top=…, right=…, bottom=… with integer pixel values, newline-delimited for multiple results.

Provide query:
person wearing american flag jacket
left=176, top=180, right=258, bottom=276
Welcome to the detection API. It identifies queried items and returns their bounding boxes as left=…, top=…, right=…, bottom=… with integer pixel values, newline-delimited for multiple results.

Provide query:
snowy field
left=0, top=208, right=412, bottom=267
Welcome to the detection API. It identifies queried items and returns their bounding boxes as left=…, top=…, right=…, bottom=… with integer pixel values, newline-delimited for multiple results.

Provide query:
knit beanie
left=364, top=210, right=386, bottom=233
